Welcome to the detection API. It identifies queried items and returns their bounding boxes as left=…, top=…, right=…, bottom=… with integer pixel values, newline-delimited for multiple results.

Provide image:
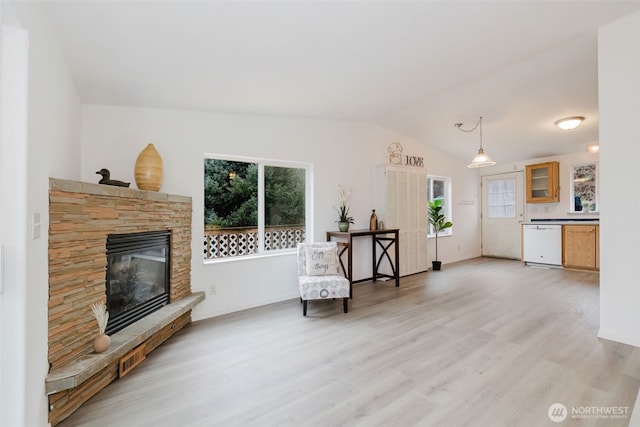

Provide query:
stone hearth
left=46, top=178, right=202, bottom=425
left=46, top=293, right=203, bottom=394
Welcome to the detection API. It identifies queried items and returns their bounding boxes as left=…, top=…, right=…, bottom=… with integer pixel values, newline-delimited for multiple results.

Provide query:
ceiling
left=42, top=1, right=640, bottom=164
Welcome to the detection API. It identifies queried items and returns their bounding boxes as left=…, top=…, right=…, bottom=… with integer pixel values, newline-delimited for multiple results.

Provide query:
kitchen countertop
left=524, top=219, right=599, bottom=225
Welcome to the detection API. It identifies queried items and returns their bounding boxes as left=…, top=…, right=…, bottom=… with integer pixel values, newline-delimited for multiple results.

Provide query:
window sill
left=203, top=249, right=295, bottom=265
left=568, top=211, right=599, bottom=215
left=427, top=233, right=453, bottom=239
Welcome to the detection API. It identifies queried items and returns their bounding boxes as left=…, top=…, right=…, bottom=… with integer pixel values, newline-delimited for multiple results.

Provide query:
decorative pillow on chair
left=305, top=247, right=338, bottom=276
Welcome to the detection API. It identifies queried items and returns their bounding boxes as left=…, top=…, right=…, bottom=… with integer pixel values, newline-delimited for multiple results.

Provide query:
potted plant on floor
left=428, top=199, right=453, bottom=270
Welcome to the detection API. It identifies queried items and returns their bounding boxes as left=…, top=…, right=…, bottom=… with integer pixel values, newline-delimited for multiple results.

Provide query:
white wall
left=0, top=2, right=82, bottom=426
left=480, top=151, right=600, bottom=222
left=1, top=18, right=29, bottom=427
left=80, top=105, right=481, bottom=320
left=597, top=12, right=640, bottom=347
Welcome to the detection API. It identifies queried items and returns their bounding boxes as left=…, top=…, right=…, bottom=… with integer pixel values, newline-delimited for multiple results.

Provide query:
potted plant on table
left=335, top=185, right=354, bottom=232
left=427, top=199, right=453, bottom=270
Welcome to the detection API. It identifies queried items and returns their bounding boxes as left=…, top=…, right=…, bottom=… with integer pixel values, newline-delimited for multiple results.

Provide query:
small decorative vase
left=134, top=143, right=164, bottom=191
left=93, top=334, right=111, bottom=353
left=369, top=209, right=378, bottom=231
left=338, top=222, right=350, bottom=232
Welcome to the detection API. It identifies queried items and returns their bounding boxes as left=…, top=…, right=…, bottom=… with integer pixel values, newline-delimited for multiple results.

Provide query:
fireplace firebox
left=105, top=230, right=171, bottom=335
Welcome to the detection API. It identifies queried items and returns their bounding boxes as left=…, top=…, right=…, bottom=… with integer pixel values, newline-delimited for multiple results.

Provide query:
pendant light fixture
left=455, top=116, right=496, bottom=168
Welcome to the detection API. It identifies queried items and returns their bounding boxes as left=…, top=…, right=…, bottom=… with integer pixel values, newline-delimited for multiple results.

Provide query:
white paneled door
left=481, top=172, right=524, bottom=259
left=385, top=166, right=428, bottom=276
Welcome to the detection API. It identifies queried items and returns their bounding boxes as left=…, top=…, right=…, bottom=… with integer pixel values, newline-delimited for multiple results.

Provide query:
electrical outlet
left=209, top=285, right=217, bottom=295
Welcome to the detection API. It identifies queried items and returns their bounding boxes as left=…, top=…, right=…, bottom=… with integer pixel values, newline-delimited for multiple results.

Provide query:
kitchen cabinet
left=525, top=161, right=559, bottom=203
left=563, top=225, right=599, bottom=270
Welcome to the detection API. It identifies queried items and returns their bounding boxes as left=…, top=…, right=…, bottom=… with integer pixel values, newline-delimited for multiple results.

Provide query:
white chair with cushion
left=296, top=242, right=350, bottom=316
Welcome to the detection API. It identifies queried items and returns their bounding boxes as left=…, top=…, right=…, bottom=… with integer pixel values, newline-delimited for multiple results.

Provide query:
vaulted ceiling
left=43, top=1, right=640, bottom=164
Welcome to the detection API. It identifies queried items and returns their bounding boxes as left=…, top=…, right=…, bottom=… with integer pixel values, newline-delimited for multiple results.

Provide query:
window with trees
left=570, top=163, right=598, bottom=213
left=204, top=156, right=308, bottom=260
left=427, top=176, right=452, bottom=237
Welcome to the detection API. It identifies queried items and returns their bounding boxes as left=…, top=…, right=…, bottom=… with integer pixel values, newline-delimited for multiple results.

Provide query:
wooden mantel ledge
left=46, top=292, right=205, bottom=395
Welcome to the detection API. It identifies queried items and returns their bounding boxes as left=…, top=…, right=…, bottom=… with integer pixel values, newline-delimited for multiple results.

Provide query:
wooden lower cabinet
left=563, top=225, right=599, bottom=270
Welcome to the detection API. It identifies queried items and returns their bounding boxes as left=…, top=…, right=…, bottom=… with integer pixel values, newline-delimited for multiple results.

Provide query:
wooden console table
left=326, top=228, right=400, bottom=292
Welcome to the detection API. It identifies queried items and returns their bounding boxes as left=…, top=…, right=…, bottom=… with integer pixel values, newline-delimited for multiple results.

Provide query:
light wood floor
left=59, top=257, right=640, bottom=427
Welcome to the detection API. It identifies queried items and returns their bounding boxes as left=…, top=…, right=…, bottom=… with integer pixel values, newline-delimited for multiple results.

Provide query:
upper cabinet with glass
left=570, top=163, right=598, bottom=213
left=525, top=161, right=559, bottom=203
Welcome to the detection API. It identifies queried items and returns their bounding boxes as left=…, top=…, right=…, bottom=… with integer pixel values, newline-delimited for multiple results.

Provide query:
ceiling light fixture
left=587, top=144, right=600, bottom=154
left=455, top=116, right=496, bottom=168
left=554, top=116, right=585, bottom=130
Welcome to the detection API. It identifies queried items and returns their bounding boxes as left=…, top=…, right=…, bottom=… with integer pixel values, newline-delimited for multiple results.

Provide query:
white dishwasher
left=523, top=224, right=562, bottom=266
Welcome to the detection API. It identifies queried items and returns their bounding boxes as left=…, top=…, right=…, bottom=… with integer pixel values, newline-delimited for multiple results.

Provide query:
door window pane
left=488, top=178, right=516, bottom=218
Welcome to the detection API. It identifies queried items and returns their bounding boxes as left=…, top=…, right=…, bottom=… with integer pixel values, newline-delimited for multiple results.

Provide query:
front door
left=481, top=172, right=524, bottom=259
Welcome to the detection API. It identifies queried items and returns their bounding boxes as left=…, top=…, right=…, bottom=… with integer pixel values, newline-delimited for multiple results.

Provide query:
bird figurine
left=96, top=169, right=130, bottom=187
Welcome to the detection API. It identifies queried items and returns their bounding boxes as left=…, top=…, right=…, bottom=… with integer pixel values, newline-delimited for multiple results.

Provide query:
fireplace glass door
left=106, top=230, right=170, bottom=335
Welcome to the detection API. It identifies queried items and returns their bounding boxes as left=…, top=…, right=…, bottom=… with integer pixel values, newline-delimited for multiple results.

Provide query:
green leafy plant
left=428, top=199, right=453, bottom=262
left=335, top=204, right=354, bottom=224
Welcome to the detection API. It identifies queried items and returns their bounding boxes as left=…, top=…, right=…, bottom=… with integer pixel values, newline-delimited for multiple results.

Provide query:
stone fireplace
left=46, top=178, right=204, bottom=425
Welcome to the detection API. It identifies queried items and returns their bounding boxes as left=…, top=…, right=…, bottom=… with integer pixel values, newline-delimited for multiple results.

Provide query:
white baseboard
left=597, top=329, right=640, bottom=348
